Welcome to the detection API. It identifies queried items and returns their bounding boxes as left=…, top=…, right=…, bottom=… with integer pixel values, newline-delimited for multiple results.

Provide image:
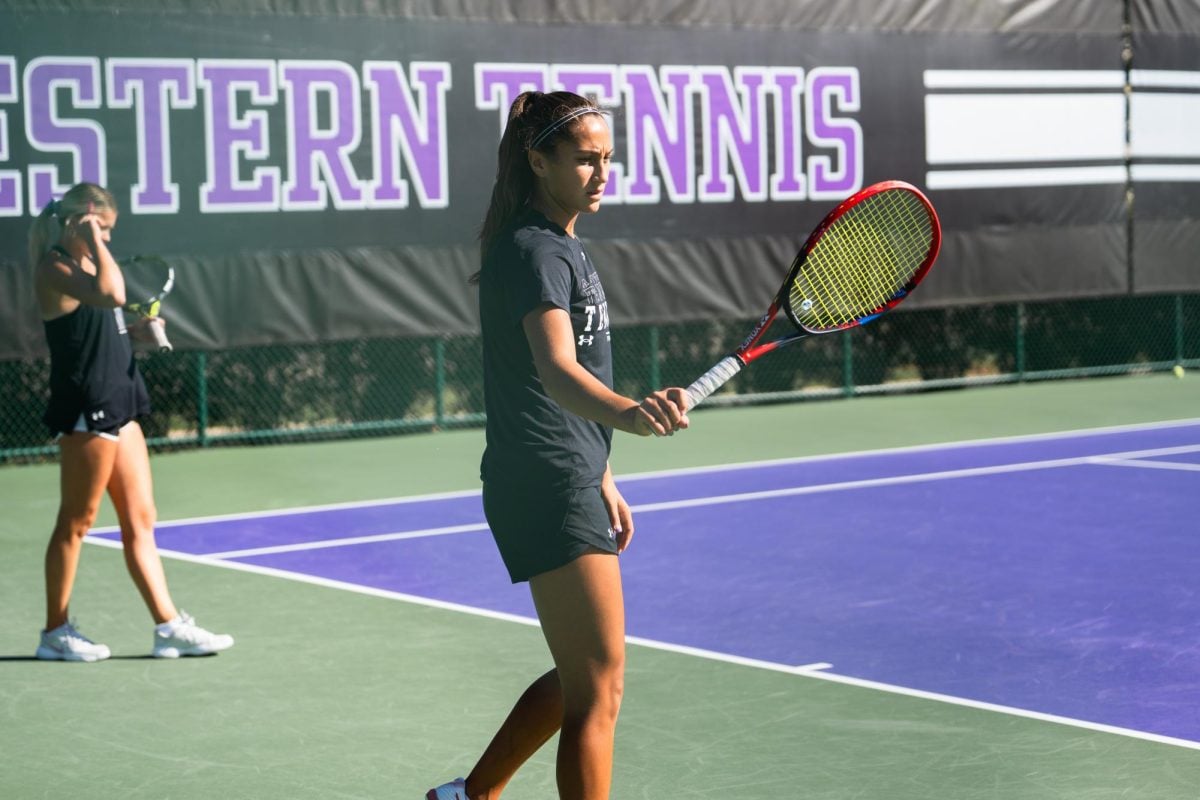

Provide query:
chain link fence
left=2, top=292, right=1198, bottom=464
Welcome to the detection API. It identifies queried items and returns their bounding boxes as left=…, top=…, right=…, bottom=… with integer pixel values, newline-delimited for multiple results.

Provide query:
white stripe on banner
left=1131, top=93, right=1200, bottom=158
left=925, top=93, right=1125, bottom=165
left=924, top=70, right=1125, bottom=89
left=924, top=69, right=1200, bottom=189
left=1131, top=69, right=1200, bottom=89
left=1131, top=164, right=1200, bottom=182
left=926, top=166, right=1127, bottom=190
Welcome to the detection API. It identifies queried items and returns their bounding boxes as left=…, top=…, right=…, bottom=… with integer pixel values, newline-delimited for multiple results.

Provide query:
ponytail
left=473, top=91, right=602, bottom=283
left=27, top=182, right=118, bottom=269
left=27, top=202, right=61, bottom=271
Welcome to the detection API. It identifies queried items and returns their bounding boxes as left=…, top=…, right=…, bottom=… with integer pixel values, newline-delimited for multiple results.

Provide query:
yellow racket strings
left=789, top=189, right=932, bottom=330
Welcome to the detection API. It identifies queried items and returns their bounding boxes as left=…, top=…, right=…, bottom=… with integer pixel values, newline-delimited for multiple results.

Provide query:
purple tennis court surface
left=93, top=420, right=1200, bottom=745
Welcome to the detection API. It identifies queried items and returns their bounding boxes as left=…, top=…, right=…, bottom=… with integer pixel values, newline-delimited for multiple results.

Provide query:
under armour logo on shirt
left=90, top=410, right=106, bottom=421
left=578, top=335, right=594, bottom=347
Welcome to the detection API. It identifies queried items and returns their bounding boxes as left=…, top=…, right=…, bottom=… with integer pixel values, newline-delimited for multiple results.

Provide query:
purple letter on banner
left=769, top=68, right=806, bottom=200
left=474, top=63, right=547, bottom=136
left=107, top=59, right=196, bottom=214
left=24, top=57, right=107, bottom=212
left=620, top=66, right=696, bottom=204
left=553, top=65, right=618, bottom=105
left=553, top=64, right=624, bottom=202
left=199, top=60, right=280, bottom=212
left=280, top=60, right=365, bottom=210
left=806, top=67, right=862, bottom=199
left=0, top=56, right=20, bottom=216
left=364, top=61, right=450, bottom=209
left=698, top=67, right=769, bottom=202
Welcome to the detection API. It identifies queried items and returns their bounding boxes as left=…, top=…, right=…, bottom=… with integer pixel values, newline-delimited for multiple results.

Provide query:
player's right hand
left=633, top=387, right=690, bottom=437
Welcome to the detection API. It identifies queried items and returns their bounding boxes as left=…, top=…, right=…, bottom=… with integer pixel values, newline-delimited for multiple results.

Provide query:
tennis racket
left=122, top=255, right=175, bottom=353
left=686, top=180, right=941, bottom=408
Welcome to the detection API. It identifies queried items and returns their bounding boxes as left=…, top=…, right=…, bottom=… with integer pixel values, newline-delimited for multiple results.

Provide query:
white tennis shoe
left=152, top=611, right=234, bottom=658
left=425, top=777, right=468, bottom=799
left=36, top=621, right=111, bottom=662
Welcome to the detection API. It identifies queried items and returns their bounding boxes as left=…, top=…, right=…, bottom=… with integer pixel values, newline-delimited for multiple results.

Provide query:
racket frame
left=684, top=180, right=941, bottom=407
left=732, top=180, right=940, bottom=369
left=122, top=255, right=176, bottom=353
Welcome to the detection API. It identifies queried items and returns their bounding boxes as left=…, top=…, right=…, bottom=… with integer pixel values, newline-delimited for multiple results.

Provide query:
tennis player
left=426, top=93, right=688, bottom=800
left=30, top=182, right=233, bottom=661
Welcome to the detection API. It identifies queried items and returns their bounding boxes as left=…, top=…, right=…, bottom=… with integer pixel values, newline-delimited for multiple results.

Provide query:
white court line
left=89, top=417, right=1200, bottom=534
left=79, top=536, right=1200, bottom=752
left=188, top=442, right=1200, bottom=559
left=1091, top=458, right=1200, bottom=473
left=90, top=486, right=486, bottom=533
left=800, top=670, right=1200, bottom=752
left=617, top=417, right=1200, bottom=482
left=632, top=444, right=1200, bottom=514
left=204, top=522, right=490, bottom=560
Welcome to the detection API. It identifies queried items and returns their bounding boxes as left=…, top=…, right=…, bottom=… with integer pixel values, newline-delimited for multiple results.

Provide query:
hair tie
left=529, top=107, right=603, bottom=150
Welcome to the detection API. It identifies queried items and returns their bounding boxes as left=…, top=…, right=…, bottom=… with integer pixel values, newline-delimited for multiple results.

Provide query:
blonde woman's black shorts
left=482, top=481, right=619, bottom=583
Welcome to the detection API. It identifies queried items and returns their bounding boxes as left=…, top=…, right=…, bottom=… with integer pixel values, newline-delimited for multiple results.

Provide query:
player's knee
left=55, top=505, right=100, bottom=539
left=603, top=650, right=626, bottom=702
left=121, top=505, right=158, bottom=540
left=136, top=504, right=158, bottom=532
left=606, top=670, right=625, bottom=718
left=584, top=661, right=626, bottom=721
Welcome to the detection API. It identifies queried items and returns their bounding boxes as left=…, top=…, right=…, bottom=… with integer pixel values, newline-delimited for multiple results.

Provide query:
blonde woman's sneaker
left=426, top=778, right=468, bottom=799
left=152, top=612, right=234, bottom=658
left=36, top=621, right=111, bottom=662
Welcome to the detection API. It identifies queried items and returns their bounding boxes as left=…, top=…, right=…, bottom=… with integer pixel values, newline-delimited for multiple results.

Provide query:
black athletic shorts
left=44, top=371, right=151, bottom=439
left=482, top=481, right=619, bottom=583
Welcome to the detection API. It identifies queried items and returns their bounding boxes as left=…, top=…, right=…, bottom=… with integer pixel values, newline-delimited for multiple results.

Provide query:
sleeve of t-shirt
left=505, top=239, right=573, bottom=326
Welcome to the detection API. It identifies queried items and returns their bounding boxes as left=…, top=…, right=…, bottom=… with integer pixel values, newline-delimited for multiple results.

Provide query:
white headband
left=529, top=106, right=603, bottom=150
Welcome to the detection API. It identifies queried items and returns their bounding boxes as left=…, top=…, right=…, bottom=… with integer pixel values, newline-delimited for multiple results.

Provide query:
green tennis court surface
left=2, top=375, right=1198, bottom=799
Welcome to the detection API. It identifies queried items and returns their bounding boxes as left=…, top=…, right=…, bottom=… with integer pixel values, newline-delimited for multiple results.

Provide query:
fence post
left=196, top=351, right=209, bottom=447
left=1015, top=302, right=1027, bottom=381
left=842, top=334, right=855, bottom=396
left=648, top=325, right=660, bottom=390
left=434, top=336, right=446, bottom=427
left=1174, top=294, right=1185, bottom=366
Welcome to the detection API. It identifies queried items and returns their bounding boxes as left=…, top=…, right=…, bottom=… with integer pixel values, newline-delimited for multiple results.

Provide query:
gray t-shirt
left=479, top=209, right=614, bottom=488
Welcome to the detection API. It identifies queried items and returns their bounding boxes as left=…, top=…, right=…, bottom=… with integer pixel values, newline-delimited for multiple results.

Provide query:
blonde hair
left=27, top=182, right=118, bottom=268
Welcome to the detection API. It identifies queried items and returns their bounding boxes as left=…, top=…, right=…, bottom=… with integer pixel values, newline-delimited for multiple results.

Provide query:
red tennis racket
left=686, top=180, right=941, bottom=408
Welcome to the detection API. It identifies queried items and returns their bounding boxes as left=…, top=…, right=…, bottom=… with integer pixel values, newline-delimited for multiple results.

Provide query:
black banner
left=1129, top=1, right=1200, bottom=293
left=0, top=1, right=1195, bottom=358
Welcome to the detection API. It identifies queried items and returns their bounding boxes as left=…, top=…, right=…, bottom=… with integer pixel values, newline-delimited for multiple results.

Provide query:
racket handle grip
left=685, top=355, right=743, bottom=410
left=147, top=317, right=173, bottom=353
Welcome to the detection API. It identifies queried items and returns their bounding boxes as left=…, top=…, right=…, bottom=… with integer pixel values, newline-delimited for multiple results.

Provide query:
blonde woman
left=31, top=182, right=232, bottom=662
